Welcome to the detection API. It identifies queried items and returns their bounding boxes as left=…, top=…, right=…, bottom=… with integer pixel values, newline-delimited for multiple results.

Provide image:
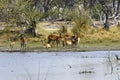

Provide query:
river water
left=0, top=51, right=120, bottom=80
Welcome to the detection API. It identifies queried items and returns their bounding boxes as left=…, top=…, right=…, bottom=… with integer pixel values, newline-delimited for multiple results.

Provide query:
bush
left=58, top=25, right=67, bottom=34
left=72, top=12, right=91, bottom=35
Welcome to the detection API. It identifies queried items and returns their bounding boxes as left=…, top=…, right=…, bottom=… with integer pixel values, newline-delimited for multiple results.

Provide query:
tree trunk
left=116, top=0, right=120, bottom=16
left=104, top=12, right=109, bottom=30
left=98, top=0, right=110, bottom=30
left=31, top=21, right=37, bottom=37
left=83, top=0, right=87, bottom=9
left=112, top=0, right=116, bottom=12
left=89, top=0, right=93, bottom=15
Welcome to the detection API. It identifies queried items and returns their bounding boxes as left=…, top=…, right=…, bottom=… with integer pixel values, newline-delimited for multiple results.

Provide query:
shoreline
left=0, top=47, right=120, bottom=52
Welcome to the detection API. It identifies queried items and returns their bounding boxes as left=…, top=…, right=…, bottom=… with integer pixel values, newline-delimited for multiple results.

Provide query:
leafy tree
left=0, top=0, right=9, bottom=22
left=0, top=0, right=43, bottom=36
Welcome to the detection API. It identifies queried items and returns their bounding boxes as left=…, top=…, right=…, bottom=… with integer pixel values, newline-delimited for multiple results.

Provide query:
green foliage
left=0, top=0, right=9, bottom=8
left=49, top=7, right=60, bottom=20
left=72, top=11, right=91, bottom=35
left=13, top=0, right=42, bottom=23
left=0, top=0, right=43, bottom=27
left=62, top=8, right=77, bottom=21
left=91, top=4, right=103, bottom=20
left=58, top=25, right=67, bottom=34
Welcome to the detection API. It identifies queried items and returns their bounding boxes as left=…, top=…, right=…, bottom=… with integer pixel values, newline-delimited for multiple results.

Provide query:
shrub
left=58, top=25, right=67, bottom=34
left=72, top=12, right=91, bottom=35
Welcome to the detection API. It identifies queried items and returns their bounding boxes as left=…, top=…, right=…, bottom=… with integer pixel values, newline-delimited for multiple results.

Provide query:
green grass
left=79, top=41, right=120, bottom=47
left=1, top=38, right=120, bottom=50
left=0, top=22, right=120, bottom=51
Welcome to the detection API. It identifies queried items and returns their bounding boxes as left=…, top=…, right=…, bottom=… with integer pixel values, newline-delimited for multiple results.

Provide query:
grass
left=0, top=21, right=120, bottom=51
left=1, top=37, right=120, bottom=51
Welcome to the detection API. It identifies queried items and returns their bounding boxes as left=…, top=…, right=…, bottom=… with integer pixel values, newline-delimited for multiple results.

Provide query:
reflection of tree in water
left=106, top=54, right=120, bottom=80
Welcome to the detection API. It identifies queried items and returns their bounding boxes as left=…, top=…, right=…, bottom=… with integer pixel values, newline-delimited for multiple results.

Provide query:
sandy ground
left=39, top=21, right=74, bottom=30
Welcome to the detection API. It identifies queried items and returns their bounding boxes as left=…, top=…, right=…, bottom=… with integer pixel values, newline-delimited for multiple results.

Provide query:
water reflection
left=0, top=51, right=120, bottom=80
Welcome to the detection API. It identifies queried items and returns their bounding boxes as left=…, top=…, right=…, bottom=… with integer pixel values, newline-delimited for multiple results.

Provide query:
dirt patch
left=38, top=21, right=74, bottom=30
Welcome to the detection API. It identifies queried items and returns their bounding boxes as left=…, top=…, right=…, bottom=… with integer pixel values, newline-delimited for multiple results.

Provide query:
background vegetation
left=0, top=0, right=120, bottom=49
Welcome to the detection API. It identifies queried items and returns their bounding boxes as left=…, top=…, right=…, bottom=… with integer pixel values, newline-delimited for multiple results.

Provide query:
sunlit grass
left=0, top=21, right=120, bottom=50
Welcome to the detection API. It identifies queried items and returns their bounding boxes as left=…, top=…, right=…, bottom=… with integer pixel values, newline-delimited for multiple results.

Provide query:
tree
left=98, top=0, right=111, bottom=30
left=1, top=0, right=43, bottom=37
left=0, top=0, right=9, bottom=22
left=116, top=0, right=120, bottom=16
left=112, top=0, right=116, bottom=12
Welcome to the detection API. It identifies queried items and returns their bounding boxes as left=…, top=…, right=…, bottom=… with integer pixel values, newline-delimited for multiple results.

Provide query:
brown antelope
left=41, top=39, right=52, bottom=48
left=61, top=34, right=80, bottom=47
left=71, top=35, right=80, bottom=45
left=20, top=36, right=27, bottom=49
left=61, top=34, right=72, bottom=46
left=47, top=33, right=62, bottom=47
left=44, top=43, right=52, bottom=48
left=9, top=37, right=16, bottom=49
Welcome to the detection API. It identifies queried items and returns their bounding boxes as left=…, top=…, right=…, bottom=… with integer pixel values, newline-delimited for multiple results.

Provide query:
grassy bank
left=0, top=22, right=120, bottom=52
left=0, top=36, right=120, bottom=52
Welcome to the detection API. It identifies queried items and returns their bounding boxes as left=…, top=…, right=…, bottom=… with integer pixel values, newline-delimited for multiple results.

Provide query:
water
left=0, top=51, right=120, bottom=80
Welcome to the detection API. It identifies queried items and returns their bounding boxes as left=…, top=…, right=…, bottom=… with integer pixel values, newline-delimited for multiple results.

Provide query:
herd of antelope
left=9, top=33, right=80, bottom=49
left=9, top=35, right=27, bottom=49
left=43, top=33, right=80, bottom=48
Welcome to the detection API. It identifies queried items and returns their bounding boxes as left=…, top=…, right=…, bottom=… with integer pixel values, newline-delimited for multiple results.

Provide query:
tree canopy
left=0, top=0, right=120, bottom=30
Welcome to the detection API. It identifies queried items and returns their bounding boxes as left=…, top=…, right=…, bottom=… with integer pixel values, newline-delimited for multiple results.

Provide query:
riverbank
left=0, top=45, right=120, bottom=52
left=0, top=21, right=120, bottom=52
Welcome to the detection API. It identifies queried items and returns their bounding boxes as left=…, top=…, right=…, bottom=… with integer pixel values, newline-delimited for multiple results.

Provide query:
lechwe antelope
left=9, top=37, right=16, bottom=49
left=43, top=43, right=52, bottom=48
left=47, top=33, right=62, bottom=47
left=41, top=39, right=52, bottom=48
left=71, top=35, right=80, bottom=45
left=61, top=34, right=80, bottom=47
left=20, top=36, right=27, bottom=49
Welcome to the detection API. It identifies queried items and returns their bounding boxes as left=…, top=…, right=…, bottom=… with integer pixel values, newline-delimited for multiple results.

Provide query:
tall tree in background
left=98, top=0, right=110, bottom=30
left=112, top=0, right=116, bottom=12
left=7, top=0, right=43, bottom=37
left=0, top=0, right=120, bottom=32
left=0, top=0, right=9, bottom=22
left=116, top=0, right=120, bottom=16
